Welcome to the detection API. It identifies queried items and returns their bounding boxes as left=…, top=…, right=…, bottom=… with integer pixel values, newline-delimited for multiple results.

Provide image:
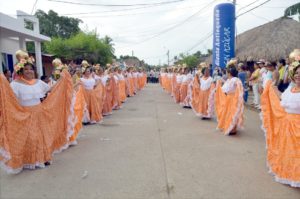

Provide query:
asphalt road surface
left=1, top=83, right=300, bottom=199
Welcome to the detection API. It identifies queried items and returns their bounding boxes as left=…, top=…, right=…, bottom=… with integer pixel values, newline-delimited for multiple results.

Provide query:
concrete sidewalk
left=1, top=84, right=300, bottom=199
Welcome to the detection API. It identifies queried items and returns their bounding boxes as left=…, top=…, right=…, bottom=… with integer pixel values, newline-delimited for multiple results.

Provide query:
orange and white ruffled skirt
left=103, top=79, right=113, bottom=116
left=0, top=71, right=75, bottom=173
left=119, top=80, right=127, bottom=102
left=215, top=80, right=244, bottom=135
left=261, top=81, right=300, bottom=187
left=174, top=83, right=181, bottom=103
left=69, top=85, right=86, bottom=145
left=82, top=83, right=104, bottom=123
left=191, top=79, right=215, bottom=118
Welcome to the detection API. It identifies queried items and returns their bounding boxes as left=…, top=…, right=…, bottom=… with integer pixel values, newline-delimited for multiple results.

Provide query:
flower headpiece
left=15, top=50, right=29, bottom=61
left=198, top=62, right=208, bottom=69
left=14, top=58, right=27, bottom=74
left=13, top=54, right=36, bottom=74
left=81, top=60, right=91, bottom=73
left=288, top=49, right=300, bottom=80
left=226, top=59, right=238, bottom=68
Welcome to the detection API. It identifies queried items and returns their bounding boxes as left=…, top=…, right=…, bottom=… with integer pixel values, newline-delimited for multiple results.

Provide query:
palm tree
left=102, top=35, right=115, bottom=54
left=284, top=3, right=300, bottom=20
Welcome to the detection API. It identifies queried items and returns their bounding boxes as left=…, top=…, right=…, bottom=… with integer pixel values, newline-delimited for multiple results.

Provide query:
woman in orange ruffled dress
left=127, top=67, right=135, bottom=97
left=165, top=68, right=172, bottom=94
left=137, top=68, right=143, bottom=91
left=160, top=68, right=167, bottom=90
left=260, top=50, right=300, bottom=187
left=171, top=67, right=177, bottom=97
left=51, top=58, right=84, bottom=146
left=141, top=69, right=147, bottom=89
left=0, top=61, right=74, bottom=173
left=174, top=66, right=183, bottom=103
left=215, top=63, right=244, bottom=135
left=180, top=66, right=193, bottom=107
left=132, top=68, right=138, bottom=94
left=80, top=61, right=103, bottom=123
left=112, top=67, right=121, bottom=110
left=191, top=66, right=215, bottom=119
left=102, top=67, right=114, bottom=115
left=117, top=68, right=127, bottom=102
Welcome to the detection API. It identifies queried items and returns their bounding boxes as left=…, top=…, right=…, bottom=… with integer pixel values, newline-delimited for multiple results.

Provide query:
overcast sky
left=0, top=0, right=299, bottom=65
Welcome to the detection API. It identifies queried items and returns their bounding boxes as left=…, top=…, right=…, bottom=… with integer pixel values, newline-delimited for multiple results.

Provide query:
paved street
left=1, top=84, right=300, bottom=199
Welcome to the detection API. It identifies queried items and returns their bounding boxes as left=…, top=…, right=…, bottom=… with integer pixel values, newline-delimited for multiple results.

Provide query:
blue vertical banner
left=213, top=3, right=235, bottom=69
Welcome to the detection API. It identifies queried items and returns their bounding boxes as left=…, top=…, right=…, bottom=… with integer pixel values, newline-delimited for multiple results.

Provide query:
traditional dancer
left=80, top=61, right=104, bottom=123
left=117, top=68, right=127, bottom=103
left=180, top=66, right=193, bottom=107
left=112, top=67, right=121, bottom=110
left=191, top=65, right=215, bottom=119
left=260, top=50, right=300, bottom=187
left=0, top=61, right=74, bottom=173
left=102, top=67, right=114, bottom=116
left=174, top=66, right=183, bottom=103
left=215, top=61, right=244, bottom=135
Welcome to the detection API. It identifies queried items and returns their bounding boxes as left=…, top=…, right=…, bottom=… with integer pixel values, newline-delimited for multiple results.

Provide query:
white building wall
left=0, top=37, right=19, bottom=65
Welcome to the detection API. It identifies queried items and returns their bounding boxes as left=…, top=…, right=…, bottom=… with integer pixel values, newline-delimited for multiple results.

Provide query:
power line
left=67, top=3, right=210, bottom=18
left=62, top=5, right=158, bottom=16
left=47, top=0, right=186, bottom=7
left=119, top=0, right=217, bottom=48
left=249, top=11, right=271, bottom=22
left=237, top=0, right=260, bottom=12
left=31, top=0, right=39, bottom=15
left=236, top=0, right=272, bottom=18
left=186, top=32, right=213, bottom=53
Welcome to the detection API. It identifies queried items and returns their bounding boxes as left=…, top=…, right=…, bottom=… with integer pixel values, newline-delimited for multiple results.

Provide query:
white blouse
left=10, top=80, right=50, bottom=107
left=281, top=86, right=300, bottom=114
left=138, top=72, right=143, bottom=78
left=127, top=73, right=132, bottom=78
left=182, top=74, right=193, bottom=83
left=101, top=75, right=109, bottom=86
left=200, top=77, right=213, bottom=91
left=117, top=74, right=125, bottom=81
left=176, top=74, right=183, bottom=83
left=80, top=77, right=96, bottom=90
left=222, top=77, right=239, bottom=94
left=113, top=75, right=119, bottom=82
left=133, top=72, right=138, bottom=78
left=160, top=72, right=166, bottom=77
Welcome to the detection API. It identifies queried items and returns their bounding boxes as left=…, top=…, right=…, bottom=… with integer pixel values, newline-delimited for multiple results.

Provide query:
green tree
left=45, top=31, right=115, bottom=65
left=27, top=9, right=82, bottom=53
left=35, top=9, right=82, bottom=39
left=182, top=55, right=199, bottom=68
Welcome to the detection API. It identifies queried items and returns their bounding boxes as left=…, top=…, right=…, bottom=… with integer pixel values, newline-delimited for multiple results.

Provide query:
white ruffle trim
left=67, top=92, right=77, bottom=139
left=103, top=111, right=112, bottom=116
left=82, top=103, right=90, bottom=123
left=181, top=82, right=193, bottom=107
left=259, top=108, right=300, bottom=187
left=206, top=87, right=216, bottom=118
left=0, top=146, right=51, bottom=174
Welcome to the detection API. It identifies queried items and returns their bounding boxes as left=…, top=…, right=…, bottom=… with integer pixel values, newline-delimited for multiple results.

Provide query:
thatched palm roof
left=236, top=17, right=300, bottom=61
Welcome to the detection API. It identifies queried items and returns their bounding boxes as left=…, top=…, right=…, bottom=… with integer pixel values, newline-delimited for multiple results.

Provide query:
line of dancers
left=0, top=50, right=147, bottom=174
left=160, top=49, right=300, bottom=188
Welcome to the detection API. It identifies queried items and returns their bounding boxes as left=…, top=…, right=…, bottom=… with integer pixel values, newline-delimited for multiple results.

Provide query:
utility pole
left=132, top=50, right=134, bottom=57
left=167, top=50, right=170, bottom=66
